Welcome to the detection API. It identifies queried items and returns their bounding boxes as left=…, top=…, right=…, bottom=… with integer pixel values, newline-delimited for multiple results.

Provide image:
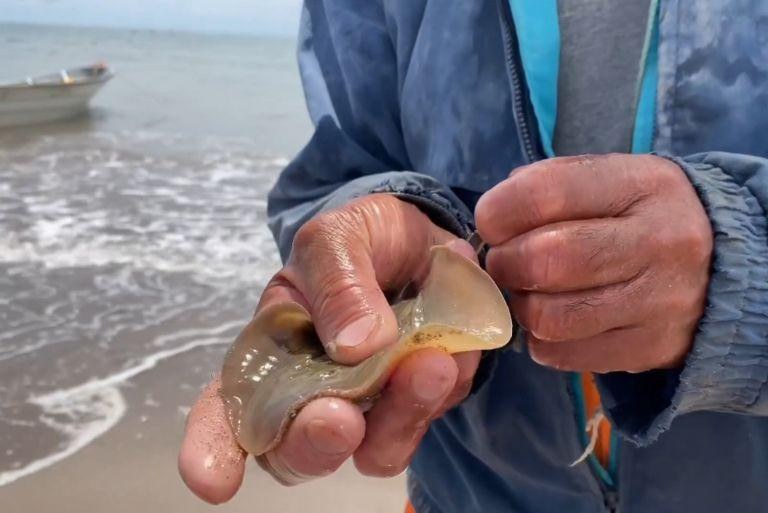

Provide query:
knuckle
left=313, top=276, right=375, bottom=321
left=651, top=223, right=682, bottom=253
left=525, top=249, right=555, bottom=290
left=504, top=231, right=569, bottom=290
left=529, top=230, right=573, bottom=287
left=652, top=222, right=713, bottom=271
left=532, top=315, right=568, bottom=342
left=292, top=213, right=334, bottom=252
left=565, top=153, right=603, bottom=173
left=508, top=163, right=567, bottom=225
left=293, top=202, right=373, bottom=255
left=651, top=166, right=676, bottom=190
left=683, top=224, right=714, bottom=266
left=518, top=296, right=568, bottom=341
left=525, top=174, right=566, bottom=225
left=663, top=289, right=703, bottom=318
left=573, top=224, right=619, bottom=273
left=652, top=155, right=684, bottom=183
left=634, top=154, right=670, bottom=184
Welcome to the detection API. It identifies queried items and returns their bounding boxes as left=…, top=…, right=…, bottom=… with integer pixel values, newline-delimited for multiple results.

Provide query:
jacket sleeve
left=267, top=0, right=473, bottom=263
left=597, top=151, right=768, bottom=446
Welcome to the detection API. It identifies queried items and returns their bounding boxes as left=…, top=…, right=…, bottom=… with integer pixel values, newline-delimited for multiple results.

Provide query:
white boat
left=0, top=64, right=114, bottom=128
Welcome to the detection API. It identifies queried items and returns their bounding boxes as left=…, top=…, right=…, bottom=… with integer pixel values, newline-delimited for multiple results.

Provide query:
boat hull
left=0, top=80, right=108, bottom=128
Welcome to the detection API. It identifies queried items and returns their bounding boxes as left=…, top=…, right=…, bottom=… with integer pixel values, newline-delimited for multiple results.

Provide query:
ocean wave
left=0, top=131, right=283, bottom=283
left=0, top=130, right=284, bottom=486
left=0, top=320, right=243, bottom=488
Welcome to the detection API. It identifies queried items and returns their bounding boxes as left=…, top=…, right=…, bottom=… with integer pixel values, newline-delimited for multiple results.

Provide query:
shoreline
left=0, top=325, right=238, bottom=488
left=0, top=343, right=406, bottom=512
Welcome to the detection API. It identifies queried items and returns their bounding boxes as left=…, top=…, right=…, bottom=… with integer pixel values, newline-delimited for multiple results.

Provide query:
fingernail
left=411, top=370, right=452, bottom=403
left=335, top=315, right=378, bottom=348
left=304, top=419, right=352, bottom=455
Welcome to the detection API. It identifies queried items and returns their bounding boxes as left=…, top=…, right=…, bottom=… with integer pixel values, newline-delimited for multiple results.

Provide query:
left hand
left=475, top=154, right=713, bottom=373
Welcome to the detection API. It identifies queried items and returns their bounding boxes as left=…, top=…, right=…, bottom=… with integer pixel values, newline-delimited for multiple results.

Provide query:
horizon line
left=0, top=18, right=298, bottom=39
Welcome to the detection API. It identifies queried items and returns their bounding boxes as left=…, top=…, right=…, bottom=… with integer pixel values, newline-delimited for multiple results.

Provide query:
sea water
left=0, top=22, right=312, bottom=486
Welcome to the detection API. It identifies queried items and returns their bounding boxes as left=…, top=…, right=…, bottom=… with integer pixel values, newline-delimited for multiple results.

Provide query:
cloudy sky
left=0, top=0, right=303, bottom=35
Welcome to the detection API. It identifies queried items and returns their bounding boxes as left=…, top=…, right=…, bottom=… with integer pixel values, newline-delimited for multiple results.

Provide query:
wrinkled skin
left=179, top=153, right=714, bottom=503
left=179, top=195, right=482, bottom=503
left=476, top=154, right=713, bottom=373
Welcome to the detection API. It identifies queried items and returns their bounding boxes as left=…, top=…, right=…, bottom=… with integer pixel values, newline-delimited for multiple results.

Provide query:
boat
left=0, top=63, right=114, bottom=128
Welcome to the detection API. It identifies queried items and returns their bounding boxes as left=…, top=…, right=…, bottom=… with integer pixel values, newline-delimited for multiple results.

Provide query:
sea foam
left=0, top=131, right=283, bottom=486
left=0, top=321, right=243, bottom=487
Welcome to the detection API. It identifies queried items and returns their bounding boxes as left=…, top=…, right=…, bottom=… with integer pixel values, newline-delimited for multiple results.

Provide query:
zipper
left=567, top=373, right=619, bottom=512
left=497, top=0, right=543, bottom=164
left=498, top=2, right=623, bottom=509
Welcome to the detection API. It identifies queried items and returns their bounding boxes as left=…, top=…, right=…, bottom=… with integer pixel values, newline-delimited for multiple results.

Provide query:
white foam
left=0, top=131, right=283, bottom=284
left=0, top=387, right=126, bottom=488
left=0, top=131, right=285, bottom=486
left=0, top=325, right=240, bottom=488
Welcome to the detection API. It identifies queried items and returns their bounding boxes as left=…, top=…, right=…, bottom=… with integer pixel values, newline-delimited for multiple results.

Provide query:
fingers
left=486, top=218, right=648, bottom=293
left=476, top=154, right=661, bottom=245
left=284, top=195, right=454, bottom=364
left=439, top=351, right=481, bottom=414
left=260, top=397, right=365, bottom=486
left=354, top=348, right=458, bottom=477
left=179, top=378, right=246, bottom=505
left=508, top=276, right=652, bottom=342
left=528, top=323, right=691, bottom=373
left=262, top=348, right=473, bottom=485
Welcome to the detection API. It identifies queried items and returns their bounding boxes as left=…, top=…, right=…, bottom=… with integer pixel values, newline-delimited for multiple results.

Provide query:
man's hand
left=178, top=195, right=481, bottom=503
left=475, top=154, right=713, bottom=373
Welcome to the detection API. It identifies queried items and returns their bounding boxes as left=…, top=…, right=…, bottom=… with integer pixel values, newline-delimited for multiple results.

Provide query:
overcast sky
left=0, top=0, right=303, bottom=36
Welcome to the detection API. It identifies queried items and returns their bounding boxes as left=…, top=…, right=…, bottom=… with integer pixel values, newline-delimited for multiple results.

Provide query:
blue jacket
left=267, top=1, right=768, bottom=512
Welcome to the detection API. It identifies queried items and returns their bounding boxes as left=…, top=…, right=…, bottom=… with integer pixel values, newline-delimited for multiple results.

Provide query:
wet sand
left=0, top=344, right=406, bottom=513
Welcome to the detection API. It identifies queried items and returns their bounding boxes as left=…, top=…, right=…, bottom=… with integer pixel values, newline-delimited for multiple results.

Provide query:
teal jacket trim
left=631, top=0, right=660, bottom=153
left=507, top=0, right=559, bottom=157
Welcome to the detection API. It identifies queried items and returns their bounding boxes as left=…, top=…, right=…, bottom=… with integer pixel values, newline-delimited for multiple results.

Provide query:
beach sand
left=0, top=344, right=406, bottom=513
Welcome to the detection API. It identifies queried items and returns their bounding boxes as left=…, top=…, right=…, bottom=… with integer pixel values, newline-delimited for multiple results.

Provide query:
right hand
left=178, top=194, right=482, bottom=503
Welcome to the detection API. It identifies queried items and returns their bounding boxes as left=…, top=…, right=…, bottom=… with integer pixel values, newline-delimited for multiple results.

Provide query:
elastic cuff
left=599, top=156, right=768, bottom=446
left=366, top=175, right=475, bottom=238
left=671, top=156, right=768, bottom=410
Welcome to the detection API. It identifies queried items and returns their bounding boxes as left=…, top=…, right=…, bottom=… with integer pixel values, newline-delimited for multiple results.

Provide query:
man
left=179, top=1, right=768, bottom=512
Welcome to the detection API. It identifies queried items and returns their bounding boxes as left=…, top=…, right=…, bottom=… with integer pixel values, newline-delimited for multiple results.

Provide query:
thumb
left=178, top=378, right=245, bottom=504
left=282, top=211, right=400, bottom=365
left=283, top=195, right=456, bottom=364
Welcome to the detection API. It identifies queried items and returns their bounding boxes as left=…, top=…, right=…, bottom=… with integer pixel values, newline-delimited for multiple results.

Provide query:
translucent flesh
left=220, top=246, right=513, bottom=455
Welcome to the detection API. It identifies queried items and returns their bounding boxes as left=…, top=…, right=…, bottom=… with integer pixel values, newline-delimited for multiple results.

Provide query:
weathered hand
left=476, top=154, right=713, bottom=373
left=178, top=195, right=480, bottom=503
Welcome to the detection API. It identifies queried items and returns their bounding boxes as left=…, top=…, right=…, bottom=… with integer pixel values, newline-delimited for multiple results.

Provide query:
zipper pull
left=466, top=230, right=489, bottom=268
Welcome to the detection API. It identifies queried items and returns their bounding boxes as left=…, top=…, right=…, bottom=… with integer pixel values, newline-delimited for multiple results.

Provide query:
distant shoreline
left=0, top=20, right=297, bottom=41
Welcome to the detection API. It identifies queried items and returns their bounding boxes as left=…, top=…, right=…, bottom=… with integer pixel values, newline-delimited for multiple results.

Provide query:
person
left=178, top=1, right=768, bottom=512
